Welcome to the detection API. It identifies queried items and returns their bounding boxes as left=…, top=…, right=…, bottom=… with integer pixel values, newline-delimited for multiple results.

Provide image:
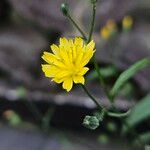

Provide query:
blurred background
left=0, top=0, right=150, bottom=149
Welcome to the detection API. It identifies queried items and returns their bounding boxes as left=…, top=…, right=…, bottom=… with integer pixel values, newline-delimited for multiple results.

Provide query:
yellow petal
left=74, top=37, right=83, bottom=47
left=81, top=50, right=95, bottom=66
left=86, top=40, right=95, bottom=51
left=50, top=44, right=59, bottom=55
left=69, top=39, right=73, bottom=46
left=59, top=47, right=72, bottom=67
left=62, top=78, right=73, bottom=92
left=52, top=77, right=64, bottom=83
left=55, top=70, right=70, bottom=78
left=42, top=52, right=57, bottom=64
left=73, top=76, right=85, bottom=84
left=59, top=37, right=68, bottom=46
left=42, top=64, right=57, bottom=77
left=79, top=67, right=89, bottom=75
left=75, top=50, right=84, bottom=66
left=72, top=45, right=77, bottom=60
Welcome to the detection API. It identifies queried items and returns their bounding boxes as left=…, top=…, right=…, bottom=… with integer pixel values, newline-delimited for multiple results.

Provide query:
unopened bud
left=61, top=3, right=69, bottom=16
left=83, top=115, right=99, bottom=130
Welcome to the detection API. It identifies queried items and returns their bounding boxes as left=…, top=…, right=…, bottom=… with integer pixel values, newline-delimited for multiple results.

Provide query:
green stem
left=67, top=14, right=87, bottom=40
left=88, top=1, right=113, bottom=103
left=107, top=109, right=131, bottom=118
left=81, top=84, right=103, bottom=109
left=88, top=1, right=96, bottom=43
left=93, top=56, right=113, bottom=103
left=42, top=108, right=54, bottom=131
left=23, top=99, right=43, bottom=122
left=93, top=57, right=105, bottom=86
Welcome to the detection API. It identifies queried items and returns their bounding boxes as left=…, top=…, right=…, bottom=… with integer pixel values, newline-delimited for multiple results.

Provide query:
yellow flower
left=42, top=37, right=95, bottom=92
left=100, top=26, right=110, bottom=40
left=100, top=19, right=117, bottom=40
left=106, top=19, right=116, bottom=31
left=122, top=16, right=133, bottom=30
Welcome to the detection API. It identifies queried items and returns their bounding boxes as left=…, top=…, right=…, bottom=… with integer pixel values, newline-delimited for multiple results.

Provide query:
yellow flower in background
left=106, top=19, right=116, bottom=31
left=122, top=16, right=133, bottom=30
left=42, top=37, right=95, bottom=92
left=100, top=19, right=117, bottom=40
left=100, top=26, right=110, bottom=40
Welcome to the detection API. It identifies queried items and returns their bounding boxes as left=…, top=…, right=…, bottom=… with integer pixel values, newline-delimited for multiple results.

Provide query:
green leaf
left=126, top=95, right=150, bottom=128
left=110, top=57, right=150, bottom=99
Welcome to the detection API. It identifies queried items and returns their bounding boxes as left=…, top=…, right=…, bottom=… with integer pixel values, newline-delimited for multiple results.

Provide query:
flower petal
left=74, top=37, right=83, bottom=47
left=81, top=49, right=95, bottom=66
left=62, top=78, right=73, bottom=92
left=73, top=76, right=85, bottom=84
left=52, top=77, right=64, bottom=83
left=50, top=44, right=59, bottom=55
left=42, top=64, right=58, bottom=77
left=79, top=67, right=89, bottom=75
left=86, top=40, right=95, bottom=50
left=42, top=52, right=57, bottom=64
left=59, top=37, right=68, bottom=46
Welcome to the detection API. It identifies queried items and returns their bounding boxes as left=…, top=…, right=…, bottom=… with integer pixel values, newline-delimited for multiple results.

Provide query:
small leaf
left=126, top=95, right=150, bottom=128
left=110, top=57, right=150, bottom=99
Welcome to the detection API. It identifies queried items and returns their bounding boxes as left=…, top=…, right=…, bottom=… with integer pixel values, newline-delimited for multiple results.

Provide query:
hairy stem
left=81, top=84, right=103, bottom=109
left=88, top=2, right=96, bottom=43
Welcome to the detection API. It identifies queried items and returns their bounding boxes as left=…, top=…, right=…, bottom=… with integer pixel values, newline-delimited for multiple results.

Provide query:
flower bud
left=83, top=115, right=99, bottom=130
left=61, top=3, right=69, bottom=16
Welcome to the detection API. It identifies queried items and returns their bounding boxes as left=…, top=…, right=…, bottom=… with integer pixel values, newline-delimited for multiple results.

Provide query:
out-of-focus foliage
left=126, top=94, right=150, bottom=128
left=3, top=110, right=22, bottom=126
left=137, top=132, right=150, bottom=144
left=87, top=66, right=118, bottom=81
